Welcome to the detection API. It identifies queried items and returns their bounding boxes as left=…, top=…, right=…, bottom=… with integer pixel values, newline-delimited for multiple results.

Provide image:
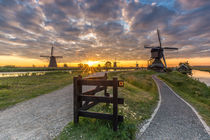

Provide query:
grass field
left=0, top=71, right=80, bottom=110
left=56, top=70, right=158, bottom=140
left=159, top=71, right=210, bottom=126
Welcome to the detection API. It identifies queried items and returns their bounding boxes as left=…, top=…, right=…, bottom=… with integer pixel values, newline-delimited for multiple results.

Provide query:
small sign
left=118, top=80, right=124, bottom=87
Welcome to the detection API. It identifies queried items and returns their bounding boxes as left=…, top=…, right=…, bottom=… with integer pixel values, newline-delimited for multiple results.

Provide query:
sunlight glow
left=85, top=61, right=99, bottom=66
left=79, top=33, right=97, bottom=40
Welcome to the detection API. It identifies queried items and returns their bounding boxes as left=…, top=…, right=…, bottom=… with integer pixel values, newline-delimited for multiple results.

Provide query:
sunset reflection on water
left=191, top=70, right=210, bottom=86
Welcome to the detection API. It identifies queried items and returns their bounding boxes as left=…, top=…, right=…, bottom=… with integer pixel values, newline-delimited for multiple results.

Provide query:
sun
left=86, top=61, right=99, bottom=66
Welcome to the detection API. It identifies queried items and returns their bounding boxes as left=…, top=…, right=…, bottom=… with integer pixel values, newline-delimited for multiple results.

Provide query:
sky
left=0, top=0, right=210, bottom=67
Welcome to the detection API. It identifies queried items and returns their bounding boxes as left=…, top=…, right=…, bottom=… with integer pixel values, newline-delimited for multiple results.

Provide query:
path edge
left=136, top=75, right=162, bottom=138
left=157, top=76, right=210, bottom=136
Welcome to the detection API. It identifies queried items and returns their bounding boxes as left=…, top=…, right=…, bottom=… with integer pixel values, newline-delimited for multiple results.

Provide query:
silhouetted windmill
left=144, top=29, right=178, bottom=71
left=40, top=45, right=63, bottom=67
left=136, top=61, right=139, bottom=69
left=113, top=58, right=120, bottom=71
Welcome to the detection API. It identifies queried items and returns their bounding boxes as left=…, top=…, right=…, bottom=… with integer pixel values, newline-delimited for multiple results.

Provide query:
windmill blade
left=51, top=46, right=54, bottom=56
left=144, top=45, right=154, bottom=48
left=40, top=55, right=50, bottom=57
left=54, top=56, right=63, bottom=58
left=163, top=47, right=178, bottom=50
left=162, top=54, right=167, bottom=68
left=157, top=29, right=162, bottom=48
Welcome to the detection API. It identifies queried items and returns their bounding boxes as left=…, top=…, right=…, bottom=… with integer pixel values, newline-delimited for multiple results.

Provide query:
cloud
left=83, top=0, right=122, bottom=21
left=0, top=0, right=209, bottom=65
left=176, top=0, right=210, bottom=10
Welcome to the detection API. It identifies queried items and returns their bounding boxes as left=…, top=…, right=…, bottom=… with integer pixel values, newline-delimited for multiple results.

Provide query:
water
left=191, top=70, right=210, bottom=86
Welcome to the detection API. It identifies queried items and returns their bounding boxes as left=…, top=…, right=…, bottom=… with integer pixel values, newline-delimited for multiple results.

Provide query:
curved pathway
left=0, top=72, right=105, bottom=140
left=138, top=76, right=210, bottom=140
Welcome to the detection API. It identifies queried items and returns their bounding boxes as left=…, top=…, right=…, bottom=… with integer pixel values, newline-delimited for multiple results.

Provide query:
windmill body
left=113, top=58, right=120, bottom=71
left=40, top=46, right=63, bottom=67
left=144, top=29, right=178, bottom=71
left=136, top=62, right=139, bottom=68
left=149, top=47, right=164, bottom=70
left=113, top=62, right=117, bottom=68
left=48, top=56, right=57, bottom=67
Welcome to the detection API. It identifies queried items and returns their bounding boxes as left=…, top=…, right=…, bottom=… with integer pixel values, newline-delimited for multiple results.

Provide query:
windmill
left=136, top=61, right=139, bottom=70
left=113, top=58, right=120, bottom=71
left=144, top=29, right=178, bottom=71
left=40, top=45, right=63, bottom=67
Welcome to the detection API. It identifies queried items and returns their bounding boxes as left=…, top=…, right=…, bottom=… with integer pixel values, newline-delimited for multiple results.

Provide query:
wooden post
left=104, top=73, right=110, bottom=106
left=113, top=77, right=118, bottom=131
left=78, top=75, right=82, bottom=108
left=73, top=77, right=79, bottom=123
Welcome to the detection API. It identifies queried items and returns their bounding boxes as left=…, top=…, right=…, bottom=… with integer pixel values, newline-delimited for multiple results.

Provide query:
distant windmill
left=136, top=61, right=139, bottom=68
left=136, top=61, right=139, bottom=70
left=113, top=58, right=120, bottom=71
left=144, top=29, right=178, bottom=71
left=40, top=45, right=63, bottom=67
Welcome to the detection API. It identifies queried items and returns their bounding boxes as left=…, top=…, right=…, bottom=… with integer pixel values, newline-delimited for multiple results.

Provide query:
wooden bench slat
left=83, top=86, right=106, bottom=95
left=84, top=76, right=106, bottom=80
left=81, top=79, right=114, bottom=86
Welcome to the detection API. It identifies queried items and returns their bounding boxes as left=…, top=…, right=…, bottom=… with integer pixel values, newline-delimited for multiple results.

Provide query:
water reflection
left=191, top=70, right=210, bottom=86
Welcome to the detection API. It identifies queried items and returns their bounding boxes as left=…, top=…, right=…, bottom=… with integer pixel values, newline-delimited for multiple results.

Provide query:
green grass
left=56, top=70, right=158, bottom=140
left=0, top=71, right=79, bottom=110
left=159, top=71, right=210, bottom=126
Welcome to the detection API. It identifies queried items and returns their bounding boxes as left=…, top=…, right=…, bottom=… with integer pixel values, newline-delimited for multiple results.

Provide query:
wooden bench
left=73, top=73, right=124, bottom=131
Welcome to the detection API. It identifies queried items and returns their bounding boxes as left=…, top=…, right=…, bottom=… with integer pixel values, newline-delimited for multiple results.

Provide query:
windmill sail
left=163, top=47, right=178, bottom=50
left=162, top=54, right=167, bottom=68
left=144, top=45, right=154, bottom=48
left=157, top=29, right=162, bottom=48
left=51, top=46, right=54, bottom=56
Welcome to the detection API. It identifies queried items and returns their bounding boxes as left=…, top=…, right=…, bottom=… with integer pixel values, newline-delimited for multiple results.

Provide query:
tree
left=97, top=64, right=102, bottom=72
left=63, top=63, right=68, bottom=68
left=104, top=61, right=112, bottom=71
left=78, top=63, right=83, bottom=68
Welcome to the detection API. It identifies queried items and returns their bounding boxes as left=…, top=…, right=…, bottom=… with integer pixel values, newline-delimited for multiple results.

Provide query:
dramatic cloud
left=176, top=0, right=210, bottom=10
left=0, top=0, right=209, bottom=65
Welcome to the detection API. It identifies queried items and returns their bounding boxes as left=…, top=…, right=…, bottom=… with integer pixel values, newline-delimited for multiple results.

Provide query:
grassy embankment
left=193, top=66, right=210, bottom=72
left=56, top=70, right=158, bottom=140
left=0, top=71, right=80, bottom=110
left=159, top=71, right=210, bottom=126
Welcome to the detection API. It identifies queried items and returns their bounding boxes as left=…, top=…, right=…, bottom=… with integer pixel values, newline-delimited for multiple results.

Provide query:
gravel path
left=0, top=72, right=105, bottom=140
left=138, top=76, right=210, bottom=140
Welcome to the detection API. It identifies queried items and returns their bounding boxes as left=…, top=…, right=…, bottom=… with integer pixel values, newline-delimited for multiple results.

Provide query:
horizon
left=0, top=57, right=209, bottom=68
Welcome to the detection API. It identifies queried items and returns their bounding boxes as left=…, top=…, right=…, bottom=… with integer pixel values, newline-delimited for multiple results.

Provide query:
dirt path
left=0, top=72, right=106, bottom=140
left=138, top=76, right=210, bottom=140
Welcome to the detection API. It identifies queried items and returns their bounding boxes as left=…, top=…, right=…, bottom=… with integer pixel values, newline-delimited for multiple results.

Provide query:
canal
left=191, top=70, right=210, bottom=86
